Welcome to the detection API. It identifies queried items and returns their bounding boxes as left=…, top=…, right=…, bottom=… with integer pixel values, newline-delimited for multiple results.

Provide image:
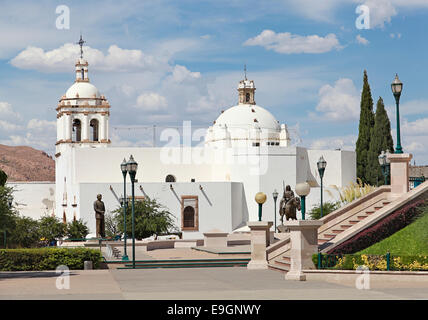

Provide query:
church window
left=181, top=196, right=198, bottom=231
left=90, top=119, right=99, bottom=141
left=165, top=174, right=176, bottom=182
left=81, top=68, right=84, bottom=79
left=246, top=92, right=250, bottom=102
left=252, top=142, right=260, bottom=147
left=72, top=119, right=81, bottom=142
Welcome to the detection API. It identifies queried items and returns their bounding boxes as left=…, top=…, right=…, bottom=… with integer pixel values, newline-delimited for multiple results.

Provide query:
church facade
left=52, top=55, right=356, bottom=239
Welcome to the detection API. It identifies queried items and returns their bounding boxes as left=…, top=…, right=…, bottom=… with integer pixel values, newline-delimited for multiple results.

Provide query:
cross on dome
left=76, top=34, right=86, bottom=59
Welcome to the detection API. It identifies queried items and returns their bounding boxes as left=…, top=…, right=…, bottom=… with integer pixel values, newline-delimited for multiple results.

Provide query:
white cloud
left=309, top=134, right=357, bottom=151
left=0, top=102, right=21, bottom=120
left=312, top=78, right=360, bottom=122
left=136, top=93, right=168, bottom=112
left=356, top=34, right=369, bottom=45
left=171, top=65, right=201, bottom=83
left=10, top=43, right=167, bottom=73
left=27, top=119, right=56, bottom=131
left=0, top=120, right=22, bottom=132
left=244, top=30, right=342, bottom=54
left=402, top=117, right=428, bottom=135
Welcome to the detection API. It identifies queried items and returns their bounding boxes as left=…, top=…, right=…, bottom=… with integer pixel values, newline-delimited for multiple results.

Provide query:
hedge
left=0, top=248, right=103, bottom=271
left=327, top=199, right=426, bottom=254
left=312, top=253, right=428, bottom=271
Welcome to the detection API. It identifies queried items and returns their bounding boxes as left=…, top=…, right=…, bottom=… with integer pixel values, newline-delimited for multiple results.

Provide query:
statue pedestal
left=387, top=153, right=412, bottom=195
left=284, top=220, right=323, bottom=281
left=247, top=221, right=273, bottom=270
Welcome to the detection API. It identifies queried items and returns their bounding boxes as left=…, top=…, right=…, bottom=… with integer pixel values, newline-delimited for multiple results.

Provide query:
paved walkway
left=0, top=268, right=427, bottom=300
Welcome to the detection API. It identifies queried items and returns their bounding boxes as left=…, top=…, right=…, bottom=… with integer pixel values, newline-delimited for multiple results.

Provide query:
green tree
left=367, top=97, right=395, bottom=185
left=38, top=216, right=66, bottom=244
left=113, top=197, right=178, bottom=240
left=66, top=219, right=89, bottom=240
left=309, top=201, right=341, bottom=220
left=105, top=211, right=120, bottom=238
left=8, top=216, right=40, bottom=248
left=355, top=70, right=375, bottom=184
left=0, top=169, right=17, bottom=247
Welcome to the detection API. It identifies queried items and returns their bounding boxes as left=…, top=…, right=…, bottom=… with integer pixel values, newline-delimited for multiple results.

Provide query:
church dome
left=214, top=104, right=280, bottom=131
left=65, top=82, right=100, bottom=99
left=205, top=77, right=290, bottom=149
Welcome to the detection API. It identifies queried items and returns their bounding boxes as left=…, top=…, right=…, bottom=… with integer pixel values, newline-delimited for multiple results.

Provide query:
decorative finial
left=76, top=34, right=86, bottom=59
left=244, top=64, right=247, bottom=80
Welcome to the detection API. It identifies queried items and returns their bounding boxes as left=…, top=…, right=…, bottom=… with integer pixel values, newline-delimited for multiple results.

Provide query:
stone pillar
left=388, top=153, right=412, bottom=195
left=65, top=113, right=72, bottom=141
left=82, top=114, right=89, bottom=142
left=247, top=221, right=273, bottom=270
left=284, top=220, right=323, bottom=281
left=203, top=229, right=228, bottom=247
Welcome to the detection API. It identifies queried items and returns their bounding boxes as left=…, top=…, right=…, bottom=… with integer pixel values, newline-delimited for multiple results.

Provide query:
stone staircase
left=267, top=181, right=428, bottom=274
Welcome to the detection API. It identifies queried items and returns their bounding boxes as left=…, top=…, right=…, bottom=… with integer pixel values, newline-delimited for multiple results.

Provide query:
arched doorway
left=183, top=206, right=195, bottom=228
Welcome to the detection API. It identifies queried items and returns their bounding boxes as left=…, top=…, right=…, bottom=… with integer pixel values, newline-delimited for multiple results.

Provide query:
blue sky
left=1, top=0, right=428, bottom=164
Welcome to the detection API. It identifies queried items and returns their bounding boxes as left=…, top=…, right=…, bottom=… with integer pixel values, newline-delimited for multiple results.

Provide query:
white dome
left=65, top=82, right=100, bottom=99
left=214, top=104, right=280, bottom=131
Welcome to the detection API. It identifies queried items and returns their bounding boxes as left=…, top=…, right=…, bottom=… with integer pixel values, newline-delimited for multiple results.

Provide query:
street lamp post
left=126, top=155, right=138, bottom=269
left=391, top=74, right=403, bottom=154
left=295, top=182, right=310, bottom=220
left=378, top=150, right=391, bottom=185
left=317, top=156, right=327, bottom=219
left=120, top=158, right=129, bottom=261
left=272, top=190, right=278, bottom=231
left=255, top=192, right=267, bottom=221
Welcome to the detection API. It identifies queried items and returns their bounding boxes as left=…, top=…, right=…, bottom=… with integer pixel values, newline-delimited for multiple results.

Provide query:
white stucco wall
left=7, top=182, right=56, bottom=220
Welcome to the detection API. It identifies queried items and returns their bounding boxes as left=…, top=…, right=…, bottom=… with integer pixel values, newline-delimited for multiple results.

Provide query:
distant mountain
left=0, top=144, right=55, bottom=182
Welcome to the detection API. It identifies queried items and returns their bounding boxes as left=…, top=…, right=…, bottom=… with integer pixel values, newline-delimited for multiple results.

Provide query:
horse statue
left=279, top=185, right=301, bottom=225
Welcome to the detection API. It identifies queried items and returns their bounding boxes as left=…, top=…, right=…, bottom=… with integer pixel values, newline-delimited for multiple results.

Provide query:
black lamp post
left=391, top=74, right=403, bottom=154
left=126, top=155, right=138, bottom=269
left=120, top=158, right=129, bottom=261
left=378, top=150, right=391, bottom=185
left=317, top=156, right=327, bottom=218
left=272, top=189, right=278, bottom=231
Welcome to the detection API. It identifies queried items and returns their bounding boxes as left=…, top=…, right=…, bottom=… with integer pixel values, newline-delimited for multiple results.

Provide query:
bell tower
left=237, top=66, right=256, bottom=105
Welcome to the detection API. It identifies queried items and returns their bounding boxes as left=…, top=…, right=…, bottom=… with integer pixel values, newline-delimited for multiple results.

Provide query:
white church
left=12, top=49, right=357, bottom=239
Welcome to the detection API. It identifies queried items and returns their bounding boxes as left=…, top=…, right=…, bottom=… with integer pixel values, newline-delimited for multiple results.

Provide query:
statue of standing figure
left=279, top=184, right=301, bottom=225
left=94, top=194, right=105, bottom=238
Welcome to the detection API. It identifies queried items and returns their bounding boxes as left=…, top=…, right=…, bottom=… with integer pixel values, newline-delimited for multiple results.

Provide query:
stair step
left=349, top=220, right=359, bottom=224
left=274, top=260, right=290, bottom=267
left=382, top=201, right=391, bottom=205
left=323, top=234, right=336, bottom=239
left=374, top=206, right=383, bottom=210
left=366, top=211, right=375, bottom=215
left=282, top=256, right=290, bottom=262
left=357, top=215, right=367, bottom=220
left=340, top=224, right=352, bottom=229
left=318, top=239, right=329, bottom=244
left=332, top=229, right=344, bottom=234
left=268, top=263, right=289, bottom=273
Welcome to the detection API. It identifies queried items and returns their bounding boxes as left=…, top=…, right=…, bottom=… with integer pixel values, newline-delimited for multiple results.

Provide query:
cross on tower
left=76, top=34, right=86, bottom=59
left=244, top=64, right=247, bottom=80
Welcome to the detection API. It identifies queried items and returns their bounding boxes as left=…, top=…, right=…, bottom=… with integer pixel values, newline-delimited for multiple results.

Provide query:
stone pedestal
left=203, top=229, right=229, bottom=247
left=388, top=153, right=412, bottom=195
left=247, top=221, right=273, bottom=270
left=284, top=220, right=323, bottom=281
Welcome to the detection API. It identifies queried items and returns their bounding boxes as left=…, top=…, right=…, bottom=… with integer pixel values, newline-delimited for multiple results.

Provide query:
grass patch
left=358, top=206, right=428, bottom=256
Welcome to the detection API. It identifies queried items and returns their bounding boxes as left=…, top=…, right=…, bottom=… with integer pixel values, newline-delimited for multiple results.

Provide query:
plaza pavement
left=0, top=267, right=427, bottom=300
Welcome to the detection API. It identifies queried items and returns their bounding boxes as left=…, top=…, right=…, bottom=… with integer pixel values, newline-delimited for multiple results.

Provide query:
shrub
left=8, top=216, right=40, bottom=248
left=328, top=199, right=426, bottom=254
left=309, top=201, right=341, bottom=220
left=0, top=247, right=103, bottom=271
left=328, top=178, right=376, bottom=205
left=39, top=215, right=66, bottom=244
left=66, top=219, right=89, bottom=240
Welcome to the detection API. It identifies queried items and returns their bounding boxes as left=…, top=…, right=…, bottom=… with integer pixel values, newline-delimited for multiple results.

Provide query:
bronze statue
left=94, top=194, right=105, bottom=238
left=279, top=184, right=301, bottom=224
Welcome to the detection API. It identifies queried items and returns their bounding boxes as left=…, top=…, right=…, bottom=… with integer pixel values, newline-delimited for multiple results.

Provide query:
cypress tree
left=355, top=70, right=375, bottom=184
left=367, top=97, right=394, bottom=185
